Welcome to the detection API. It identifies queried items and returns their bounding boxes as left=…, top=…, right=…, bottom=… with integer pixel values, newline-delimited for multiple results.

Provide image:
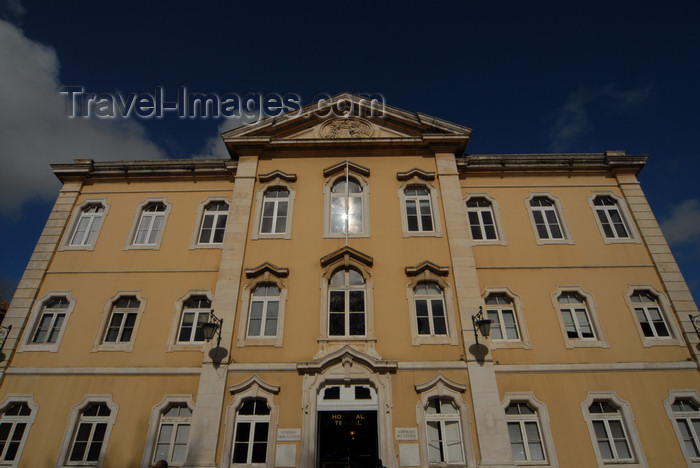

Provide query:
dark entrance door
left=317, top=410, right=378, bottom=468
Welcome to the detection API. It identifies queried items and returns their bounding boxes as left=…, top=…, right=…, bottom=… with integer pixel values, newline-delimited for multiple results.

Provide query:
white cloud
left=195, top=114, right=261, bottom=159
left=0, top=19, right=166, bottom=215
left=660, top=199, right=700, bottom=246
left=548, top=84, right=652, bottom=151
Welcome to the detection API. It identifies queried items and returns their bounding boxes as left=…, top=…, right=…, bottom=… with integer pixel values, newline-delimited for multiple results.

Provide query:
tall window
left=177, top=296, right=211, bottom=344
left=630, top=290, right=670, bottom=338
left=558, top=292, right=595, bottom=340
left=68, top=402, right=112, bottom=464
left=70, top=204, right=105, bottom=246
left=198, top=201, right=228, bottom=244
left=153, top=404, right=191, bottom=465
left=247, top=284, right=280, bottom=338
left=135, top=202, right=167, bottom=245
left=425, top=398, right=465, bottom=464
left=529, top=197, right=564, bottom=240
left=259, top=188, right=289, bottom=235
left=232, top=399, right=270, bottom=465
left=670, top=398, right=700, bottom=461
left=404, top=187, right=434, bottom=232
left=505, top=402, right=546, bottom=463
left=330, top=178, right=364, bottom=234
left=103, top=296, right=140, bottom=344
left=30, top=296, right=68, bottom=345
left=414, top=282, right=447, bottom=336
left=0, top=402, right=33, bottom=464
left=593, top=195, right=630, bottom=239
left=485, top=294, right=520, bottom=341
left=587, top=401, right=634, bottom=462
left=328, top=268, right=365, bottom=336
left=466, top=197, right=498, bottom=240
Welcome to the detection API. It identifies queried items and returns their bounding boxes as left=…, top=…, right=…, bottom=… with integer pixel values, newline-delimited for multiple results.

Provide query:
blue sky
left=0, top=0, right=698, bottom=304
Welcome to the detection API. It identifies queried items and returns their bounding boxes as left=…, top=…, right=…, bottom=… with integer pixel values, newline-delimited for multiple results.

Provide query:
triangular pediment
left=221, top=92, right=471, bottom=157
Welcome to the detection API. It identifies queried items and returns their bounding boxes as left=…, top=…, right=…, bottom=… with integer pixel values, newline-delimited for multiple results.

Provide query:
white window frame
left=125, top=198, right=172, bottom=250
left=319, top=254, right=376, bottom=353
left=502, top=393, right=558, bottom=467
left=398, top=181, right=442, bottom=237
left=222, top=376, right=279, bottom=468
left=465, top=193, right=506, bottom=245
left=664, top=389, right=700, bottom=468
left=141, top=395, right=195, bottom=468
left=587, top=193, right=639, bottom=244
left=19, top=291, right=76, bottom=353
left=551, top=287, right=608, bottom=349
left=189, top=197, right=230, bottom=249
left=623, top=285, right=683, bottom=348
left=581, top=392, right=647, bottom=468
left=323, top=161, right=370, bottom=238
left=60, top=199, right=110, bottom=251
left=483, top=287, right=531, bottom=349
left=55, top=395, right=118, bottom=468
left=251, top=171, right=296, bottom=240
left=167, top=291, right=213, bottom=351
left=0, top=394, right=38, bottom=468
left=525, top=193, right=573, bottom=245
left=237, top=279, right=288, bottom=348
left=415, top=373, right=476, bottom=468
left=92, top=291, right=146, bottom=352
left=237, top=268, right=288, bottom=348
left=405, top=272, right=458, bottom=346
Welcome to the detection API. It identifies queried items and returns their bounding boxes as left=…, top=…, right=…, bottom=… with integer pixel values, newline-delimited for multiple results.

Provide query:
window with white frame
left=30, top=296, right=69, bottom=345
left=20, top=292, right=76, bottom=353
left=328, top=267, right=366, bottom=337
left=404, top=186, right=434, bottom=232
left=67, top=402, right=113, bottom=464
left=630, top=290, right=671, bottom=339
left=592, top=195, right=631, bottom=239
left=414, top=282, right=448, bottom=336
left=466, top=197, right=498, bottom=240
left=529, top=196, right=565, bottom=240
left=665, top=392, right=700, bottom=466
left=103, top=296, right=140, bottom=344
left=231, top=399, right=270, bottom=465
left=0, top=399, right=36, bottom=465
left=133, top=202, right=167, bottom=246
left=330, top=178, right=364, bottom=235
left=177, top=296, right=211, bottom=344
left=259, top=188, right=289, bottom=235
left=198, top=201, right=228, bottom=245
left=425, top=398, right=465, bottom=464
left=246, top=284, right=280, bottom=338
left=587, top=400, right=635, bottom=463
left=152, top=403, right=191, bottom=465
left=485, top=294, right=520, bottom=341
left=506, top=402, right=546, bottom=463
left=69, top=204, right=105, bottom=247
left=558, top=292, right=596, bottom=340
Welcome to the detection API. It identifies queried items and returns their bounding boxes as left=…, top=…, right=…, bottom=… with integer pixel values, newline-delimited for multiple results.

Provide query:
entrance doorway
left=316, top=384, right=379, bottom=468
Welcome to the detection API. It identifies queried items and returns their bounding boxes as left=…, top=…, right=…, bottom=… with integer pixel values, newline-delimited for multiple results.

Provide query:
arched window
left=485, top=294, right=519, bottom=341
left=152, top=403, right=192, bottom=465
left=330, top=178, right=364, bottom=235
left=135, top=202, right=168, bottom=245
left=328, top=268, right=366, bottom=337
left=231, top=399, right=271, bottom=465
left=413, top=282, right=447, bottom=336
left=177, top=296, right=211, bottom=344
left=630, top=290, right=670, bottom=338
left=587, top=400, right=634, bottom=462
left=0, top=399, right=36, bottom=464
left=259, top=188, right=289, bottom=235
left=505, top=402, right=545, bottom=462
left=592, top=195, right=630, bottom=239
left=70, top=203, right=105, bottom=246
left=247, top=284, right=280, bottom=338
left=68, top=402, right=113, bottom=464
left=404, top=186, right=434, bottom=232
left=198, top=201, right=228, bottom=244
left=466, top=197, right=498, bottom=240
left=425, top=398, right=465, bottom=464
left=557, top=292, right=595, bottom=340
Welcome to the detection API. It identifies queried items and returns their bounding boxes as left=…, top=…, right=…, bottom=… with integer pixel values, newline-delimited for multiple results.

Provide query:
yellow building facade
left=0, top=94, right=698, bottom=468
